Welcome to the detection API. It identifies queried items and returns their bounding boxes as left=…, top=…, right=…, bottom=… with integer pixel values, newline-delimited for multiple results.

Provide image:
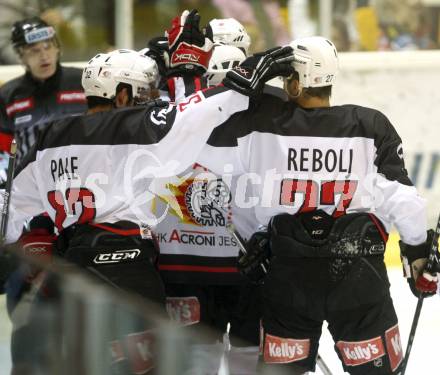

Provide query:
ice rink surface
left=0, top=267, right=438, bottom=374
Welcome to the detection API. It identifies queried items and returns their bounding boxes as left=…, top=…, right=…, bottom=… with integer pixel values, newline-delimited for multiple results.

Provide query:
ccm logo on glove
left=93, top=249, right=141, bottom=264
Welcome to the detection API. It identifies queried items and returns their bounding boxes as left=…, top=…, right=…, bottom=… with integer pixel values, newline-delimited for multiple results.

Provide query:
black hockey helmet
left=11, top=17, right=58, bottom=51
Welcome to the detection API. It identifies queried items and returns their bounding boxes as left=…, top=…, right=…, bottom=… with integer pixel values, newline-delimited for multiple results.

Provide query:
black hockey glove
left=145, top=36, right=169, bottom=77
left=0, top=247, right=19, bottom=293
left=222, top=46, right=295, bottom=98
left=400, top=230, right=439, bottom=298
left=237, top=231, right=271, bottom=284
left=166, top=9, right=214, bottom=77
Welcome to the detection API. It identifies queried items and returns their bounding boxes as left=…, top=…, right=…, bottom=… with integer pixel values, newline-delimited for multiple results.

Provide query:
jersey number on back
left=280, top=179, right=358, bottom=217
left=47, top=188, right=96, bottom=230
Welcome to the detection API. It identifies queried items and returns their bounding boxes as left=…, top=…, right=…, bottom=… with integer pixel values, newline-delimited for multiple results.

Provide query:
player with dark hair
left=155, top=22, right=261, bottom=350
left=194, top=35, right=437, bottom=374
left=0, top=10, right=294, bottom=373
left=0, top=17, right=88, bottom=373
left=0, top=16, right=86, bottom=164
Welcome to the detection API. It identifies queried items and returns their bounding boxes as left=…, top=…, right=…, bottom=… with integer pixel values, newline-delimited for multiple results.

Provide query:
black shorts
left=259, top=256, right=403, bottom=375
left=62, top=224, right=166, bottom=306
left=165, top=282, right=262, bottom=345
left=62, top=224, right=167, bottom=374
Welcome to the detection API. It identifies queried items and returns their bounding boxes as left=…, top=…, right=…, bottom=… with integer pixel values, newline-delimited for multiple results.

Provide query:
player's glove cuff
left=145, top=36, right=170, bottom=77
left=400, top=230, right=437, bottom=298
left=237, top=231, right=271, bottom=284
left=415, top=271, right=438, bottom=294
left=166, top=9, right=213, bottom=76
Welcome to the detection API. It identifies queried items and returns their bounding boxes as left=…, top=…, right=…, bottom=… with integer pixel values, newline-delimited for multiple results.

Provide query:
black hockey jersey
left=196, top=93, right=427, bottom=245
left=0, top=65, right=86, bottom=162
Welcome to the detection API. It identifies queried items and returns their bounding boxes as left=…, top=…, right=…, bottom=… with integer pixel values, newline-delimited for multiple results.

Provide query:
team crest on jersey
left=185, top=179, right=231, bottom=226
left=164, top=171, right=232, bottom=227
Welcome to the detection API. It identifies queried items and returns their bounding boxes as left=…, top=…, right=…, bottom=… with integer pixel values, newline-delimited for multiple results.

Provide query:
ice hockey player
left=0, top=1, right=293, bottom=356
left=2, top=48, right=167, bottom=375
left=193, top=35, right=438, bottom=374
left=155, top=41, right=263, bottom=348
left=0, top=16, right=86, bottom=165
left=141, top=17, right=262, bottom=355
left=0, top=16, right=87, bottom=373
left=0, top=8, right=295, bottom=372
left=0, top=17, right=86, bottom=305
left=142, top=16, right=250, bottom=103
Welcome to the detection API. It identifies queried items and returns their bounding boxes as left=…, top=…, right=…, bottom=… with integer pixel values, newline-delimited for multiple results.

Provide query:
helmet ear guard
left=288, top=53, right=312, bottom=90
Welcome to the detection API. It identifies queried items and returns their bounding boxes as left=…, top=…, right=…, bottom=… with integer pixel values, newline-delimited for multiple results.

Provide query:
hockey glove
left=166, top=9, right=214, bottom=76
left=238, top=231, right=271, bottom=284
left=20, top=228, right=55, bottom=262
left=222, top=46, right=295, bottom=98
left=18, top=214, right=56, bottom=281
left=145, top=36, right=169, bottom=77
left=400, top=230, right=438, bottom=298
left=19, top=227, right=56, bottom=279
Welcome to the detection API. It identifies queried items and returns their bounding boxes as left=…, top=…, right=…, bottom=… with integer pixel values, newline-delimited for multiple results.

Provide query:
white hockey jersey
left=5, top=87, right=249, bottom=243
left=196, top=93, right=427, bottom=245
left=5, top=87, right=426, bottom=248
left=154, top=162, right=258, bottom=284
left=155, top=76, right=260, bottom=284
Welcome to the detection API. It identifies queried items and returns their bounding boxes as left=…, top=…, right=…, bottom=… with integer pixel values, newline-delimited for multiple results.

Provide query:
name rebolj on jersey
left=287, top=147, right=354, bottom=173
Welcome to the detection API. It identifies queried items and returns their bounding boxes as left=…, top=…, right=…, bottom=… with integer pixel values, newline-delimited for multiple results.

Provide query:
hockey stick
left=400, top=213, right=440, bottom=375
left=0, top=140, right=17, bottom=243
left=226, top=222, right=334, bottom=375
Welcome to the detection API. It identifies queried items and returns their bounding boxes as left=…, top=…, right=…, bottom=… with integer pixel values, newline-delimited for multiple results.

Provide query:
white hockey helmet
left=205, top=44, right=246, bottom=86
left=82, top=49, right=159, bottom=102
left=138, top=47, right=150, bottom=56
left=289, top=36, right=339, bottom=88
left=209, top=18, right=251, bottom=55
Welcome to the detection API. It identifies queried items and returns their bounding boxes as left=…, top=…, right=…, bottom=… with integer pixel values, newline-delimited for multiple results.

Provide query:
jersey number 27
left=280, top=179, right=358, bottom=217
